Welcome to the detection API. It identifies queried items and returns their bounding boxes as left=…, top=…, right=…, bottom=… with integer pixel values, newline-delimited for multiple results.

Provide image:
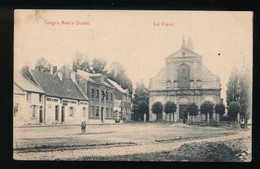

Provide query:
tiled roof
left=77, top=70, right=97, bottom=83
left=13, top=84, right=25, bottom=95
left=107, top=79, right=127, bottom=94
left=30, top=70, right=88, bottom=101
left=14, top=70, right=44, bottom=93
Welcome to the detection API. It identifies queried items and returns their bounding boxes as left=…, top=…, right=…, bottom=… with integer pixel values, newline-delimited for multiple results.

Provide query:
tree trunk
left=187, top=112, right=190, bottom=125
left=172, top=113, right=174, bottom=123
left=245, top=113, right=248, bottom=129
left=207, top=113, right=210, bottom=124
left=144, top=113, right=146, bottom=123
left=216, top=113, right=220, bottom=124
left=237, top=112, right=240, bottom=128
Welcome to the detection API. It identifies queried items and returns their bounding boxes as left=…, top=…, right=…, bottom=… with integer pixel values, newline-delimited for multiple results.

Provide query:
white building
left=17, top=66, right=89, bottom=125
left=13, top=71, right=45, bottom=126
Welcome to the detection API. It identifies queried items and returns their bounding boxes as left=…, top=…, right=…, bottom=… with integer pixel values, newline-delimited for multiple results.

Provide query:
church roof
left=166, top=47, right=201, bottom=58
left=201, top=64, right=220, bottom=80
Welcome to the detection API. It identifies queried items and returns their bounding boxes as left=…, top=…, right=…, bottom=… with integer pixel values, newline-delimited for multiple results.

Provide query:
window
left=13, top=104, right=18, bottom=116
left=96, top=107, right=99, bottom=117
left=96, top=90, right=99, bottom=99
left=91, top=89, right=94, bottom=98
left=110, top=93, right=113, bottom=101
left=31, top=105, right=36, bottom=118
left=110, top=108, right=113, bottom=118
left=82, top=107, right=87, bottom=117
left=106, top=91, right=108, bottom=101
left=90, top=106, right=94, bottom=117
left=27, top=92, right=31, bottom=102
left=39, top=94, right=43, bottom=102
left=177, top=64, right=190, bottom=88
left=69, top=107, right=74, bottom=117
left=102, top=91, right=105, bottom=100
left=106, top=107, right=109, bottom=118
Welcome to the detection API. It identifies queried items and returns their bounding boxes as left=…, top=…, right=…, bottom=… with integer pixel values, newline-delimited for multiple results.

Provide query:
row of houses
left=13, top=65, right=132, bottom=126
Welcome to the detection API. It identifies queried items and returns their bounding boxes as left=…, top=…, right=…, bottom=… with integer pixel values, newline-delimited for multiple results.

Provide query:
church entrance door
left=179, top=105, right=188, bottom=119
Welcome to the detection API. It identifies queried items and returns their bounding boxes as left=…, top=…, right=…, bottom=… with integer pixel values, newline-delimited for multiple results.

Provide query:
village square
left=13, top=37, right=252, bottom=161
left=13, top=10, right=252, bottom=161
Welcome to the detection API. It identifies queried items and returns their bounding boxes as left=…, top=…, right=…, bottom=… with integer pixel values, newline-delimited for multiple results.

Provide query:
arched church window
left=177, top=64, right=190, bottom=88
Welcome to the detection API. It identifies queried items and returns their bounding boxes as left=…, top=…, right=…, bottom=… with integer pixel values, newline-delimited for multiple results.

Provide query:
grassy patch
left=79, top=138, right=250, bottom=162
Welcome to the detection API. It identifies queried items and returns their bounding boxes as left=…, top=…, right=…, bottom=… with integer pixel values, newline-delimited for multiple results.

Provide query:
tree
left=35, top=57, right=52, bottom=73
left=200, top=101, right=214, bottom=123
left=186, top=103, right=199, bottom=124
left=215, top=103, right=225, bottom=120
left=226, top=68, right=240, bottom=107
left=152, top=101, right=163, bottom=120
left=107, top=62, right=133, bottom=96
left=132, top=82, right=149, bottom=121
left=228, top=101, right=240, bottom=121
left=164, top=101, right=177, bottom=123
left=73, top=51, right=92, bottom=72
left=226, top=67, right=250, bottom=127
left=91, top=58, right=107, bottom=74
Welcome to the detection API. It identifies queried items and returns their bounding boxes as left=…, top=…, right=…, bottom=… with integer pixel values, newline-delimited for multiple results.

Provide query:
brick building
left=59, top=66, right=115, bottom=124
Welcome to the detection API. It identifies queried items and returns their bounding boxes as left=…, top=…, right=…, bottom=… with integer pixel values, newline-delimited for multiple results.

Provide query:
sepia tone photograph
left=13, top=10, right=252, bottom=161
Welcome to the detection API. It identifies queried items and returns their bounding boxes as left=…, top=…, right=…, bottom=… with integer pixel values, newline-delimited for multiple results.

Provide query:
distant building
left=149, top=38, right=221, bottom=121
left=107, top=79, right=132, bottom=121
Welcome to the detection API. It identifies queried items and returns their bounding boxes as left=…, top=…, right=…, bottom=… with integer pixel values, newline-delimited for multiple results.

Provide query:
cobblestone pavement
left=13, top=123, right=251, bottom=161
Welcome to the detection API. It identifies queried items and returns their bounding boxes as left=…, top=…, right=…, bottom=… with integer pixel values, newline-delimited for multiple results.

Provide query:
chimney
left=71, top=72, right=76, bottom=83
left=57, top=71, right=63, bottom=81
left=53, top=66, right=57, bottom=74
left=73, top=64, right=77, bottom=73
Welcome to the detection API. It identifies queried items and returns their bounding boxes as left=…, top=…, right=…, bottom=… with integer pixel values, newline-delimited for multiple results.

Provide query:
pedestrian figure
left=81, top=121, right=86, bottom=133
left=83, top=121, right=86, bottom=133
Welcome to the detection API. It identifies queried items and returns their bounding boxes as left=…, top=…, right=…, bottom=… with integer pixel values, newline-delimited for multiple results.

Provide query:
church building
left=149, top=37, right=221, bottom=121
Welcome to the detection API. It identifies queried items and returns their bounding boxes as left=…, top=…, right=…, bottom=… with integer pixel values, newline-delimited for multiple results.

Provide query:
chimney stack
left=53, top=66, right=57, bottom=74
left=73, top=64, right=77, bottom=73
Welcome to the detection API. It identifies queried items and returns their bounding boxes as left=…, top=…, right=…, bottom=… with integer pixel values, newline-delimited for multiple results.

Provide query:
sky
left=14, top=10, right=252, bottom=103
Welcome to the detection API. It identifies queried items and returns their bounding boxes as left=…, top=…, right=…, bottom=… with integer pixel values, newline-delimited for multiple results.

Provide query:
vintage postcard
left=13, top=10, right=252, bottom=161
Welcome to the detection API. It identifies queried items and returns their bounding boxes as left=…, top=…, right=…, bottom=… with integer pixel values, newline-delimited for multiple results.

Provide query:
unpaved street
left=13, top=123, right=251, bottom=161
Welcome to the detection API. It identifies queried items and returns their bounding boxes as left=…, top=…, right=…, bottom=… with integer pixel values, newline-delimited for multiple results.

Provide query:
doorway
left=101, top=107, right=104, bottom=122
left=55, top=105, right=59, bottom=121
left=61, top=106, right=65, bottom=122
left=39, top=106, right=43, bottom=123
left=179, top=104, right=188, bottom=119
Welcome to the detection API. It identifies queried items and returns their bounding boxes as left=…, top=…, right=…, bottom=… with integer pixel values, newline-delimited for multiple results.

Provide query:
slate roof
left=30, top=69, right=88, bottom=101
left=77, top=69, right=114, bottom=88
left=14, top=70, right=44, bottom=93
left=77, top=70, right=98, bottom=83
left=107, top=79, right=127, bottom=94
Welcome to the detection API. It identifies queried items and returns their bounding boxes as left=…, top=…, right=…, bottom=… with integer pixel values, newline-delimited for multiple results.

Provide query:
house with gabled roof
left=106, top=78, right=132, bottom=122
left=13, top=70, right=45, bottom=126
left=20, top=66, right=89, bottom=125
left=58, top=65, right=115, bottom=124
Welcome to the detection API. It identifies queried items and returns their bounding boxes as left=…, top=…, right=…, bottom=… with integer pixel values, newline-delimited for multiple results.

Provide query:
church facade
left=149, top=38, right=221, bottom=121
